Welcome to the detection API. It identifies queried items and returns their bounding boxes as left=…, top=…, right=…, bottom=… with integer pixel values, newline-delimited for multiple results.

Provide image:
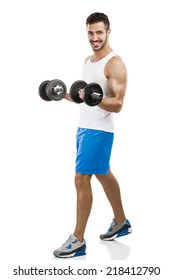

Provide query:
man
left=53, top=12, right=132, bottom=258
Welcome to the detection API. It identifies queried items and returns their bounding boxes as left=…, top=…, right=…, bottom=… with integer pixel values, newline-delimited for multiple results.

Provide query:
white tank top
left=78, top=51, right=116, bottom=132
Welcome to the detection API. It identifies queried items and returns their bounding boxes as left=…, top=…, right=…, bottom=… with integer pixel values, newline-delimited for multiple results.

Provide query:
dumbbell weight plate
left=38, top=80, right=52, bottom=101
left=84, top=83, right=103, bottom=106
left=69, top=80, right=87, bottom=103
left=46, top=79, right=67, bottom=101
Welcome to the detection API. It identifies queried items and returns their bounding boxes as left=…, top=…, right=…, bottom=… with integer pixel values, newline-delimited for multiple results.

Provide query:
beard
left=90, top=35, right=108, bottom=51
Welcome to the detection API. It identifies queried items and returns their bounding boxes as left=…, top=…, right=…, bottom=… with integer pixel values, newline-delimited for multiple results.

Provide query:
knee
left=95, top=170, right=112, bottom=183
left=95, top=171, right=113, bottom=188
left=75, top=173, right=92, bottom=190
left=95, top=174, right=107, bottom=184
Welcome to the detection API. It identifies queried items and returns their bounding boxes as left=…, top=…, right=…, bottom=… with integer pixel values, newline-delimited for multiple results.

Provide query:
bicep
left=106, top=56, right=127, bottom=102
left=107, top=76, right=126, bottom=102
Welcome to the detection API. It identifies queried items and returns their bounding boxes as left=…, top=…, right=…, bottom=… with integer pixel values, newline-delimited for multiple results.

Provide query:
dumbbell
left=38, top=79, right=67, bottom=101
left=69, top=80, right=103, bottom=106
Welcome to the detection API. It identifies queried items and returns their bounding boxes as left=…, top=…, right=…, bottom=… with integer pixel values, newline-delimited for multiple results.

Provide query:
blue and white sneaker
left=100, top=219, right=132, bottom=241
left=53, top=234, right=86, bottom=258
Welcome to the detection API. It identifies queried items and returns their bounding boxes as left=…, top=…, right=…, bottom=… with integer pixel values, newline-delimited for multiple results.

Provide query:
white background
left=0, top=0, right=173, bottom=279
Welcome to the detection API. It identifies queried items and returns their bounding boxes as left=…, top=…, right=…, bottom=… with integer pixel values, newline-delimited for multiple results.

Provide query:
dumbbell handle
left=90, top=92, right=102, bottom=99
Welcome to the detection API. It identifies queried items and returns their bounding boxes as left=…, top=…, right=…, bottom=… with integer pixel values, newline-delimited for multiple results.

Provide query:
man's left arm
left=98, top=56, right=127, bottom=113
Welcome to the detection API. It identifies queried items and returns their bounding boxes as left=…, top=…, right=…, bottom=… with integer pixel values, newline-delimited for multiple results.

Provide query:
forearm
left=64, top=93, right=73, bottom=102
left=98, top=97, right=123, bottom=113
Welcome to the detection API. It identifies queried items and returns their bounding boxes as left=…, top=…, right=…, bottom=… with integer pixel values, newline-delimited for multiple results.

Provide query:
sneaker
left=53, top=234, right=86, bottom=258
left=100, top=219, right=132, bottom=241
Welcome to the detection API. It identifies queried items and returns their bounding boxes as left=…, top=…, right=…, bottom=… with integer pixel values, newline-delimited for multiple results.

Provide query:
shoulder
left=105, top=55, right=127, bottom=78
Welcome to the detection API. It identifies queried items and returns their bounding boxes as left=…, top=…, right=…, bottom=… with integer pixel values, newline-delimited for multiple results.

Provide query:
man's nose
left=92, top=33, right=98, bottom=41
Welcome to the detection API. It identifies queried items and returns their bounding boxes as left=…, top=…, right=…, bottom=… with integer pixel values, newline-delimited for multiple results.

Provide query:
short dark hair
left=86, top=12, right=110, bottom=31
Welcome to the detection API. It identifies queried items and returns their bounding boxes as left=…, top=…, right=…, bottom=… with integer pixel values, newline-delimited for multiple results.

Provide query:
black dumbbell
left=69, top=80, right=103, bottom=106
left=38, top=79, right=67, bottom=101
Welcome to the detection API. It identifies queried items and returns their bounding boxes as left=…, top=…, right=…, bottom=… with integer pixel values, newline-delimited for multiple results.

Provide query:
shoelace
left=62, top=235, right=77, bottom=248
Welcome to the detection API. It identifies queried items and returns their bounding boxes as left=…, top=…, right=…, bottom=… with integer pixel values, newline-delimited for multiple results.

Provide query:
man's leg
left=95, top=169, right=126, bottom=223
left=73, top=172, right=92, bottom=241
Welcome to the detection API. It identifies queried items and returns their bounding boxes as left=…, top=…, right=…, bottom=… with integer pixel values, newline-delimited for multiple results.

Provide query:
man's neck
left=92, top=47, right=112, bottom=62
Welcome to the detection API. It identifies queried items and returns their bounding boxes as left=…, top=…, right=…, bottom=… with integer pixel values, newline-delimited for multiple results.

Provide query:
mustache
left=91, top=40, right=101, bottom=43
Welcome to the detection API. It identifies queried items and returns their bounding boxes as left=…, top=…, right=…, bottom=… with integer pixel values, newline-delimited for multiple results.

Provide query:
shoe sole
left=101, top=227, right=132, bottom=241
left=54, top=249, right=86, bottom=258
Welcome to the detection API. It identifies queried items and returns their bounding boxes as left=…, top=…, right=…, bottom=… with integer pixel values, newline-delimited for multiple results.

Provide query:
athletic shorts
left=75, top=127, right=114, bottom=175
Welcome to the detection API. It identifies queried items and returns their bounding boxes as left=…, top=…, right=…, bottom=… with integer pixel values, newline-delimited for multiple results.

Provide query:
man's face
left=87, top=22, right=110, bottom=51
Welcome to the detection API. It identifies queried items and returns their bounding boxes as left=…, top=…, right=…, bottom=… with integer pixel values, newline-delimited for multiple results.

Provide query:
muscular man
left=53, top=12, right=132, bottom=258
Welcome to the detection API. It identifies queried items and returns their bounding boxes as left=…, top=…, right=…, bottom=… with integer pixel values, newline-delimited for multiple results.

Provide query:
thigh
left=76, top=128, right=114, bottom=175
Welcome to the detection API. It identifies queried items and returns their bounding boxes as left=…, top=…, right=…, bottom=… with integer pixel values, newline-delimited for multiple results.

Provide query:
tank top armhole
left=84, top=56, right=91, bottom=65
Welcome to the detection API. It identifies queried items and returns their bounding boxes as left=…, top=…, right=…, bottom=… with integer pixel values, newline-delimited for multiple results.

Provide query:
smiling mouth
left=91, top=41, right=101, bottom=47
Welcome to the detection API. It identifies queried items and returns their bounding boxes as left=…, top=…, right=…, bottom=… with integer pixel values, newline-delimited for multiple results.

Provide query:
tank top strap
left=88, top=50, right=116, bottom=65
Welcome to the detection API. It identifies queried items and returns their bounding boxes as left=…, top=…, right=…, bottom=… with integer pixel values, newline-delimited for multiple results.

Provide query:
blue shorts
left=75, top=127, right=114, bottom=175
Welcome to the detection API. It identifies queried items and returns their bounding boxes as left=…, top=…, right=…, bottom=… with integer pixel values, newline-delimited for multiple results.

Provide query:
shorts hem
left=75, top=169, right=109, bottom=175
